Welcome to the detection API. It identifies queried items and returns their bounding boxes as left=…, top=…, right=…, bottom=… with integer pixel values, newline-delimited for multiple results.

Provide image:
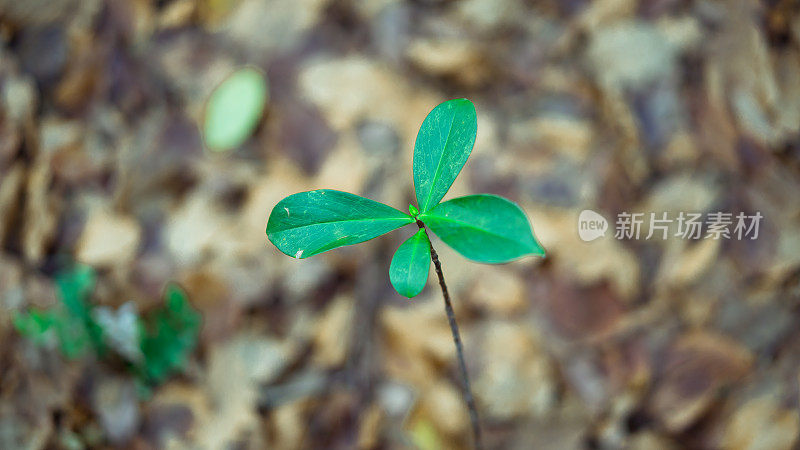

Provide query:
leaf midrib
left=421, top=109, right=458, bottom=212
left=270, top=216, right=413, bottom=234
left=420, top=213, right=534, bottom=249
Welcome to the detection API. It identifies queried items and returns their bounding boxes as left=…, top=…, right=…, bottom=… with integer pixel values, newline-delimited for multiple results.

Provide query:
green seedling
left=137, top=283, right=201, bottom=385
left=266, top=98, right=545, bottom=449
left=14, top=264, right=200, bottom=388
left=14, top=264, right=103, bottom=359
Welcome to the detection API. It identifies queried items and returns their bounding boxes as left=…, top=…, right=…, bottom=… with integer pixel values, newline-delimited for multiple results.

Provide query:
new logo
left=578, top=209, right=608, bottom=241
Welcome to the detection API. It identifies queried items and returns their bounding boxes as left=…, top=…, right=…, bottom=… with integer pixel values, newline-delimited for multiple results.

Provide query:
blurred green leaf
left=266, top=189, right=414, bottom=259
left=13, top=309, right=57, bottom=344
left=413, top=98, right=477, bottom=213
left=55, top=264, right=105, bottom=355
left=56, top=263, right=96, bottom=317
left=55, top=313, right=93, bottom=359
left=409, top=420, right=443, bottom=450
left=420, top=194, right=545, bottom=263
left=389, top=229, right=431, bottom=298
left=203, top=67, right=268, bottom=152
left=15, top=265, right=200, bottom=385
left=13, top=264, right=99, bottom=359
left=14, top=308, right=91, bottom=359
left=138, top=283, right=201, bottom=384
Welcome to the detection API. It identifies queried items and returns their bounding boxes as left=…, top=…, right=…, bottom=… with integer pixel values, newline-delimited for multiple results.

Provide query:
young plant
left=14, top=264, right=201, bottom=389
left=14, top=264, right=104, bottom=359
left=266, top=98, right=545, bottom=448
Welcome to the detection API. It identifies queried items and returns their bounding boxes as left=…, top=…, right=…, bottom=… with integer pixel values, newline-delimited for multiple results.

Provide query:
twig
left=417, top=220, right=483, bottom=450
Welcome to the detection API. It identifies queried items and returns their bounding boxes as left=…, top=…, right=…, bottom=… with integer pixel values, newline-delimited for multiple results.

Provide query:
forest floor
left=1, top=0, right=800, bottom=449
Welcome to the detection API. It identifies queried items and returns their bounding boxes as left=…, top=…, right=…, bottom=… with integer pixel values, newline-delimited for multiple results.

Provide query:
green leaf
left=13, top=264, right=100, bottom=359
left=409, top=420, right=444, bottom=450
left=55, top=264, right=105, bottom=356
left=389, top=229, right=431, bottom=298
left=420, top=194, right=545, bottom=263
left=13, top=309, right=57, bottom=344
left=55, top=314, right=93, bottom=359
left=203, top=67, right=268, bottom=152
left=413, top=98, right=477, bottom=213
left=14, top=307, right=92, bottom=359
left=56, top=264, right=96, bottom=318
left=138, top=283, right=201, bottom=384
left=267, top=190, right=414, bottom=259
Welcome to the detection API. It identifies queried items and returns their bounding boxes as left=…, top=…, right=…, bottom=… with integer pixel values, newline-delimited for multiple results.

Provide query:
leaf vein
left=422, top=110, right=458, bottom=212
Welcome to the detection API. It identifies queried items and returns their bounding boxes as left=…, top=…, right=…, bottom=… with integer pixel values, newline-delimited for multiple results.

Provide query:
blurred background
left=1, top=0, right=800, bottom=448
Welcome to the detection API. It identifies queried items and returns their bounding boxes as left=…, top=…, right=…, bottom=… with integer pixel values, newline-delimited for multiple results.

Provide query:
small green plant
left=137, top=283, right=202, bottom=385
left=14, top=264, right=201, bottom=388
left=14, top=264, right=105, bottom=359
left=266, top=98, right=545, bottom=449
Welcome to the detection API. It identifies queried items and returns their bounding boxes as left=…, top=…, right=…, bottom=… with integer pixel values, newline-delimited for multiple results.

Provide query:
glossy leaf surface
left=267, top=190, right=414, bottom=259
left=421, top=194, right=545, bottom=263
left=389, top=229, right=431, bottom=298
left=413, top=99, right=477, bottom=213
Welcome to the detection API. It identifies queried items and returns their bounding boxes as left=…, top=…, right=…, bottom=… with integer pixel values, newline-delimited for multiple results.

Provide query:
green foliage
left=56, top=264, right=106, bottom=355
left=420, top=194, right=545, bottom=263
left=138, top=283, right=201, bottom=384
left=14, top=266, right=200, bottom=386
left=203, top=67, right=268, bottom=152
left=14, top=309, right=61, bottom=347
left=265, top=98, right=545, bottom=298
left=389, top=229, right=431, bottom=298
left=14, top=264, right=99, bottom=359
left=266, top=189, right=414, bottom=259
left=13, top=309, right=55, bottom=343
left=413, top=98, right=477, bottom=213
left=409, top=420, right=444, bottom=450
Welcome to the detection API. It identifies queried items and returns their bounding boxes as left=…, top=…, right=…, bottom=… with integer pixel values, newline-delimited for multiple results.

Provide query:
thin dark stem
left=417, top=220, right=483, bottom=450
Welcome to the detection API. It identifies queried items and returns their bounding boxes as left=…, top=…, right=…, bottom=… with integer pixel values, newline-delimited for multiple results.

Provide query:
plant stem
left=417, top=220, right=483, bottom=450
